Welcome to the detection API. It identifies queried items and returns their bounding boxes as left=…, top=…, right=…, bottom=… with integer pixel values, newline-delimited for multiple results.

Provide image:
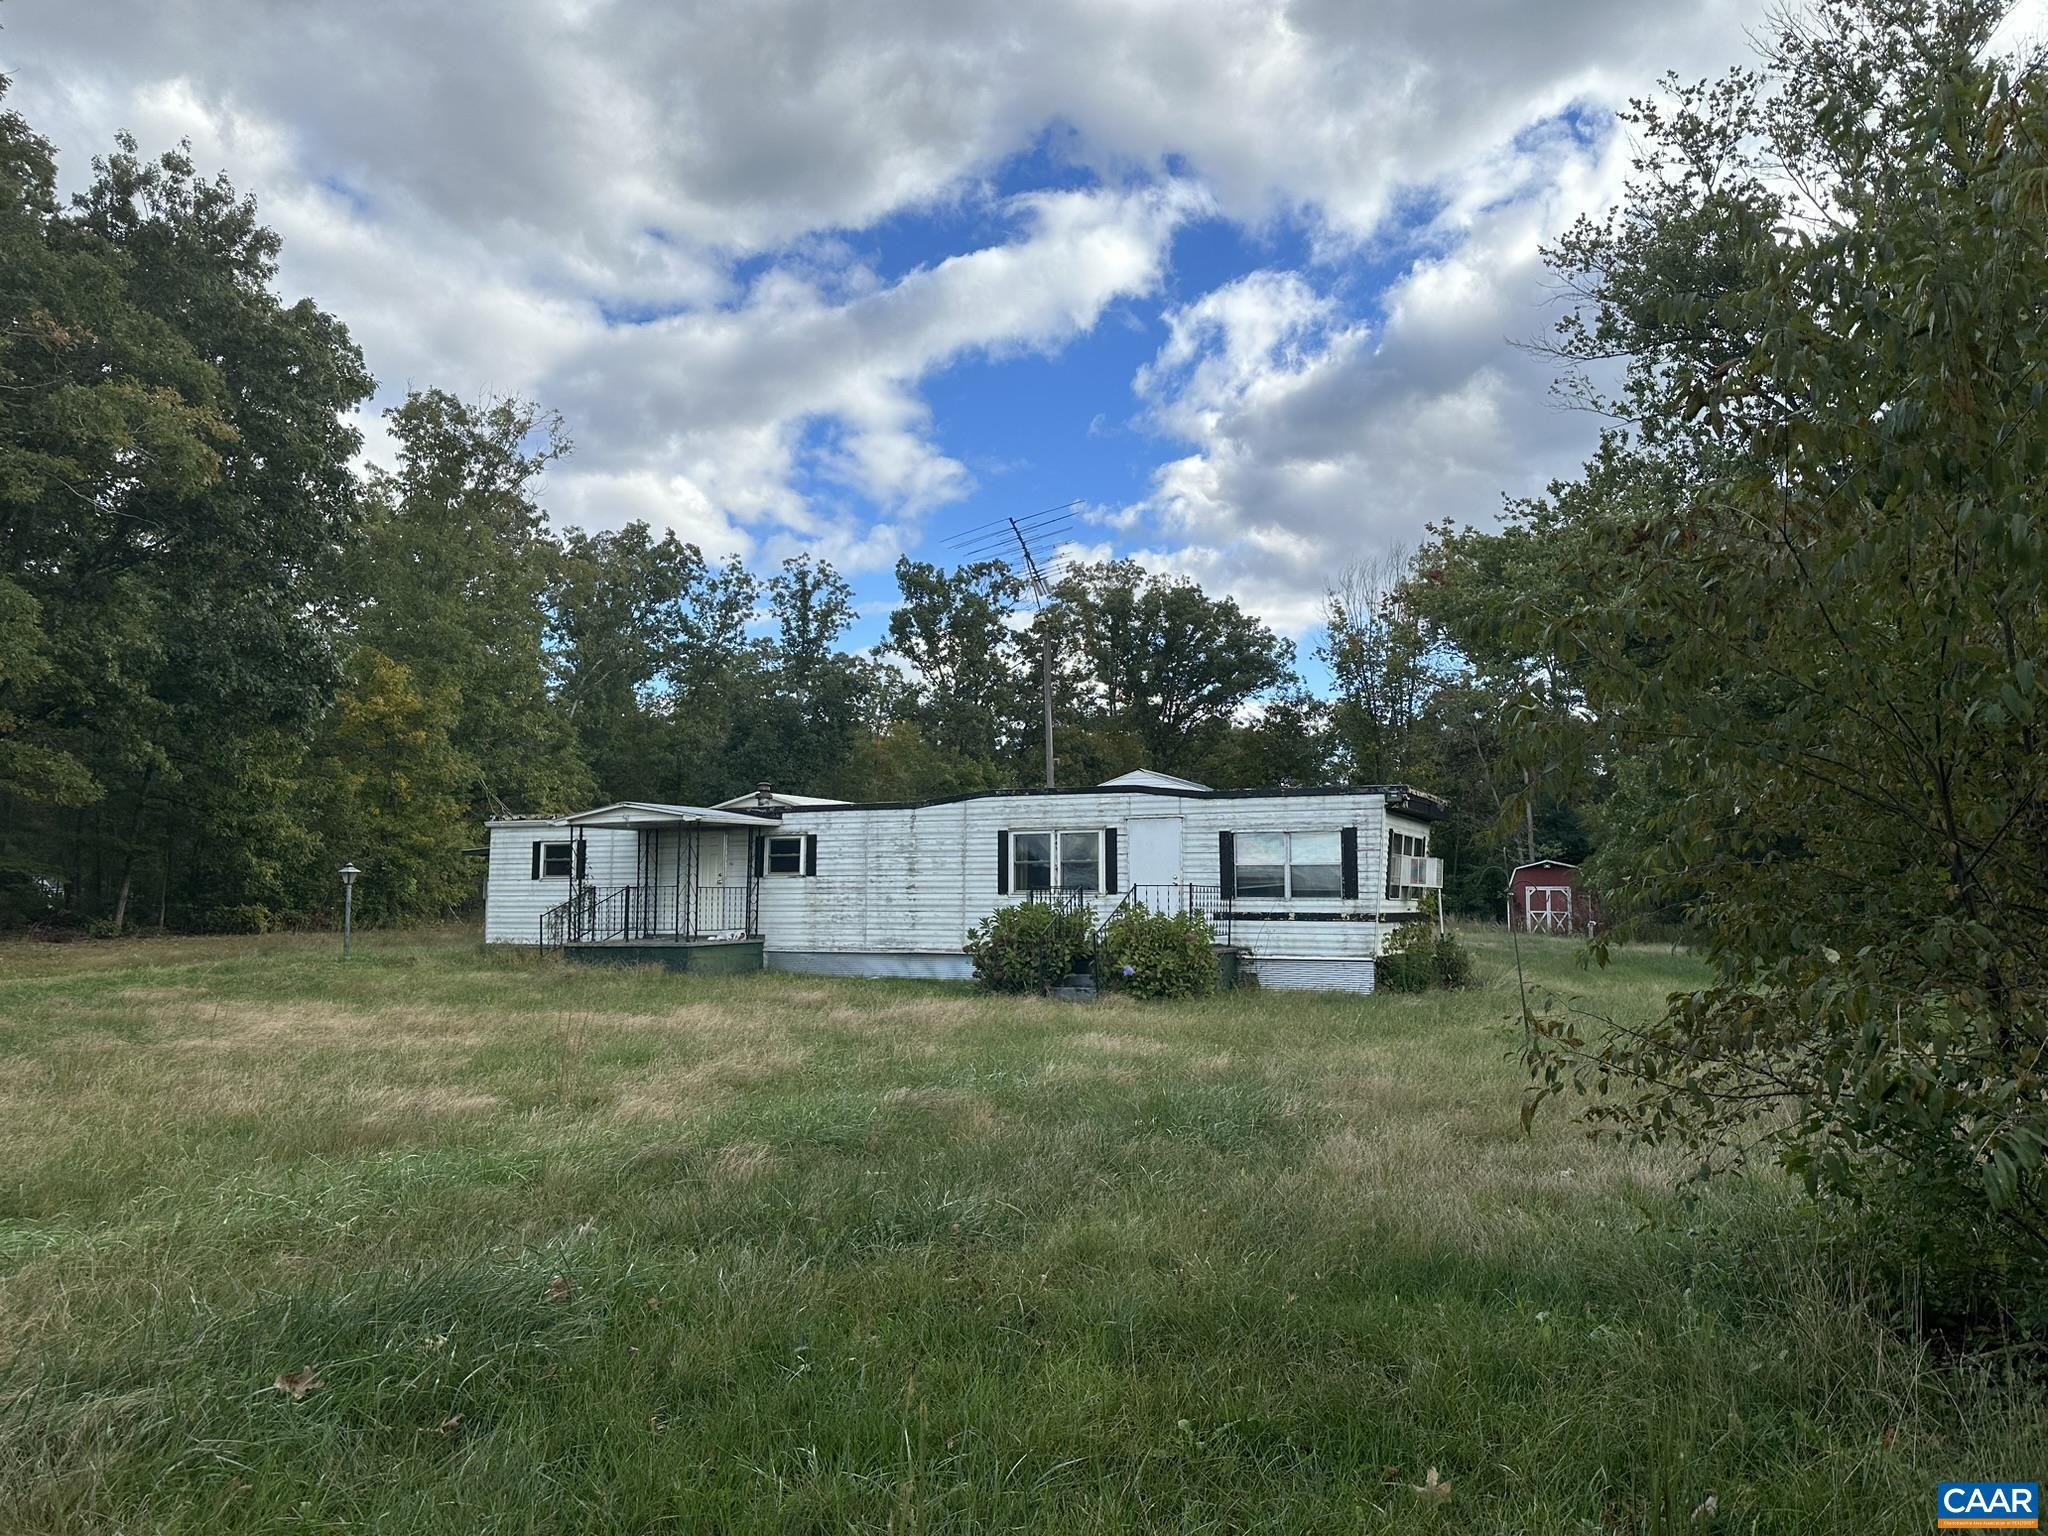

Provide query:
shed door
left=1528, top=885, right=1572, bottom=933
left=1126, top=816, right=1183, bottom=911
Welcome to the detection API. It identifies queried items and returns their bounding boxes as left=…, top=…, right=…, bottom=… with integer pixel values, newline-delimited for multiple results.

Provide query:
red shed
left=1508, top=860, right=1594, bottom=935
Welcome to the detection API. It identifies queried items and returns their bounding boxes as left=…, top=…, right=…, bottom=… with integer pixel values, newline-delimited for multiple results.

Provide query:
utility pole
left=1041, top=624, right=1055, bottom=790
left=1010, top=516, right=1057, bottom=789
left=942, top=500, right=1078, bottom=793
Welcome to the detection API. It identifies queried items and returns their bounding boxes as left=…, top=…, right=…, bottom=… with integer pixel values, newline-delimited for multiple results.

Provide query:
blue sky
left=7, top=0, right=1797, bottom=678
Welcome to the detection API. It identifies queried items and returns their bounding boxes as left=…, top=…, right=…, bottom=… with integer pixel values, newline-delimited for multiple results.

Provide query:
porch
left=538, top=801, right=781, bottom=962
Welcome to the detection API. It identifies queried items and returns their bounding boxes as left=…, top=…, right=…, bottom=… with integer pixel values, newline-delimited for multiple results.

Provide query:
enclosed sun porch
left=538, top=802, right=784, bottom=971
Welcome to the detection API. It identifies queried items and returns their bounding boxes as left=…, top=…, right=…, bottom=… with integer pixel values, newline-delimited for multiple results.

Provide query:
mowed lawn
left=0, top=932, right=2039, bottom=1533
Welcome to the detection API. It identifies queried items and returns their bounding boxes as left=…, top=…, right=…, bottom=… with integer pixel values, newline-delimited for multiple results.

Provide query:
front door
left=705, top=830, right=746, bottom=937
left=1126, top=816, right=1183, bottom=911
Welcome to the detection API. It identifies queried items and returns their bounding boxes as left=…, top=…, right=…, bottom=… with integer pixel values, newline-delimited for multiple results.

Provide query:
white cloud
left=2, top=0, right=1774, bottom=592
left=1124, top=124, right=1635, bottom=636
left=541, top=179, right=1206, bottom=566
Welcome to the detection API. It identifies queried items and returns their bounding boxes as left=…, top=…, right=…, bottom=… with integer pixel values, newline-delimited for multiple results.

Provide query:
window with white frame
left=1235, top=831, right=1342, bottom=899
left=1012, top=829, right=1103, bottom=893
left=1386, top=829, right=1429, bottom=899
left=539, top=842, right=574, bottom=879
left=765, top=834, right=804, bottom=875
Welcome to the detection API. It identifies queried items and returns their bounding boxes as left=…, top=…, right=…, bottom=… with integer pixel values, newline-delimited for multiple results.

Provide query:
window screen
left=1235, top=833, right=1287, bottom=898
left=1058, top=831, right=1101, bottom=893
left=1229, top=831, right=1346, bottom=898
left=1012, top=832, right=1053, bottom=891
left=1288, top=831, right=1343, bottom=897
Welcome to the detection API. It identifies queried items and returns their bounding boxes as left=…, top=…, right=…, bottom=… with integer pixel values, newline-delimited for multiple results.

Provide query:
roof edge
left=771, top=782, right=1447, bottom=818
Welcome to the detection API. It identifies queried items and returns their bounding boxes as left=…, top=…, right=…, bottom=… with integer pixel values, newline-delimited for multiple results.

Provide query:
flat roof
left=563, top=801, right=782, bottom=831
left=706, top=791, right=851, bottom=811
left=772, top=782, right=1447, bottom=820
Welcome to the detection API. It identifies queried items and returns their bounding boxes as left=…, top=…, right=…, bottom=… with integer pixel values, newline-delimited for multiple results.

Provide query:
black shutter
left=804, top=833, right=818, bottom=877
left=575, top=839, right=587, bottom=880
left=531, top=841, right=542, bottom=880
left=996, top=830, right=1010, bottom=894
left=1103, top=828, right=1118, bottom=894
left=1218, top=831, right=1236, bottom=899
left=1340, top=826, right=1359, bottom=899
left=754, top=836, right=765, bottom=877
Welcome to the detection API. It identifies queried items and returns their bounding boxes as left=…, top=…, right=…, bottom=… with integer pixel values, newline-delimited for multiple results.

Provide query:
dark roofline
left=773, top=782, right=1447, bottom=820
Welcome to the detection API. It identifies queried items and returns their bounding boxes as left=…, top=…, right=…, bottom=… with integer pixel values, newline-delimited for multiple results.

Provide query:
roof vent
left=755, top=781, right=774, bottom=808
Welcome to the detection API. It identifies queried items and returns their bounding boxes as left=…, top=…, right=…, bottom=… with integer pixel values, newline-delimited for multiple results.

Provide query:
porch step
left=1049, top=973, right=1098, bottom=1003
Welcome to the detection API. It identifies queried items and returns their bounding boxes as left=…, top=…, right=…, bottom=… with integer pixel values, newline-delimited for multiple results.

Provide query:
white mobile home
left=483, top=770, right=1445, bottom=993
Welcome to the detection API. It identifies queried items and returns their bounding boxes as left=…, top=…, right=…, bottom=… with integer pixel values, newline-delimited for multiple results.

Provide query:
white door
left=705, top=831, right=746, bottom=936
left=1126, top=816, right=1183, bottom=911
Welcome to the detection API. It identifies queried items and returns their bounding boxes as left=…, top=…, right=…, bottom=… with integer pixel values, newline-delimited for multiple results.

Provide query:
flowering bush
left=1097, top=906, right=1218, bottom=1001
left=965, top=902, right=1095, bottom=994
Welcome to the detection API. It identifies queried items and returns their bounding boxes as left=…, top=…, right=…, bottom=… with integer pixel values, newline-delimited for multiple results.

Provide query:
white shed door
left=1126, top=816, right=1183, bottom=909
left=1528, top=885, right=1572, bottom=932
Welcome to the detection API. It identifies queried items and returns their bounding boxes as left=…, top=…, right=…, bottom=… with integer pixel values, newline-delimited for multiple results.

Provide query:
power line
left=943, top=499, right=1081, bottom=547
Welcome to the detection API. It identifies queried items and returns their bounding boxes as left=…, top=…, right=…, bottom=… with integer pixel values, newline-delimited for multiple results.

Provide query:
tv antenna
left=947, top=500, right=1078, bottom=788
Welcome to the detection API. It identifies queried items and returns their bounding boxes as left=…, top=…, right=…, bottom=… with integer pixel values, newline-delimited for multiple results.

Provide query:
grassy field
left=0, top=928, right=2038, bottom=1533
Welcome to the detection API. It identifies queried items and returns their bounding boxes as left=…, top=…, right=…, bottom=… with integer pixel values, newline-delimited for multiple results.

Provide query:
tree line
left=1427, top=0, right=2048, bottom=1305
left=0, top=79, right=1585, bottom=933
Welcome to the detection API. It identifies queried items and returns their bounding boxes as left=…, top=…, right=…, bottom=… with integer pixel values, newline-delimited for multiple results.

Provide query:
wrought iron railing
left=1112, top=882, right=1234, bottom=944
left=689, top=882, right=757, bottom=938
left=1015, top=882, right=1240, bottom=945
left=538, top=883, right=760, bottom=949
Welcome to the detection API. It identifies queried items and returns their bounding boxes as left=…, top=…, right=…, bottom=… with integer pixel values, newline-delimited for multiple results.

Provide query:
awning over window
left=562, top=801, right=781, bottom=831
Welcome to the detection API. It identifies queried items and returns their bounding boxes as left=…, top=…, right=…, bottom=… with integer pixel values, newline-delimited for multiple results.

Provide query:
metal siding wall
left=1254, top=957, right=1377, bottom=994
left=486, top=795, right=1419, bottom=959
left=765, top=951, right=975, bottom=981
left=1179, top=794, right=1391, bottom=959
left=761, top=791, right=1400, bottom=964
left=482, top=823, right=633, bottom=944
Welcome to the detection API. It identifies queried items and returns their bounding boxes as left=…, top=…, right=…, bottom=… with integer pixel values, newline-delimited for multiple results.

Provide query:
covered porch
left=539, top=802, right=782, bottom=965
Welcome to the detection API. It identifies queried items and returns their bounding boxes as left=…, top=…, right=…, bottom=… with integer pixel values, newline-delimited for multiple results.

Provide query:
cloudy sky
left=0, top=0, right=1918, bottom=658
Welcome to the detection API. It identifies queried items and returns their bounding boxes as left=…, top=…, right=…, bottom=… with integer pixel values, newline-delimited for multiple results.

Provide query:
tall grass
left=0, top=927, right=2036, bottom=1531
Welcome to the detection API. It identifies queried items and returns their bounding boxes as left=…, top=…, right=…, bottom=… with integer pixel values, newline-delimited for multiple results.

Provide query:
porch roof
left=563, top=801, right=781, bottom=831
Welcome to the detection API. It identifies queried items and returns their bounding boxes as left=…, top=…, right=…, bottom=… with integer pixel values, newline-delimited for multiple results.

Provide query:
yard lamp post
left=338, top=863, right=360, bottom=959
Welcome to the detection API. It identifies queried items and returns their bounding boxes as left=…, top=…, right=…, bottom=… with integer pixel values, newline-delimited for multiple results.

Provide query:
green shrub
left=1379, top=902, right=1474, bottom=991
left=1098, top=906, right=1218, bottom=1001
left=1376, top=951, right=1436, bottom=993
left=1433, top=930, right=1475, bottom=989
left=203, top=903, right=273, bottom=936
left=965, top=901, right=1095, bottom=994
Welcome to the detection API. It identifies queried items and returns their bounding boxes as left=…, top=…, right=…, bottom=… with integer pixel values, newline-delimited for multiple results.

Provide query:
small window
left=1011, top=829, right=1101, bottom=893
left=765, top=835, right=804, bottom=876
left=540, top=842, right=574, bottom=879
left=1012, top=831, right=1053, bottom=891
left=1058, top=831, right=1102, bottom=893
left=1386, top=830, right=1429, bottom=899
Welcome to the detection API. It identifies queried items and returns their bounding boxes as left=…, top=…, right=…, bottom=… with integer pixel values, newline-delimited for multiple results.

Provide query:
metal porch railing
left=539, top=883, right=761, bottom=949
